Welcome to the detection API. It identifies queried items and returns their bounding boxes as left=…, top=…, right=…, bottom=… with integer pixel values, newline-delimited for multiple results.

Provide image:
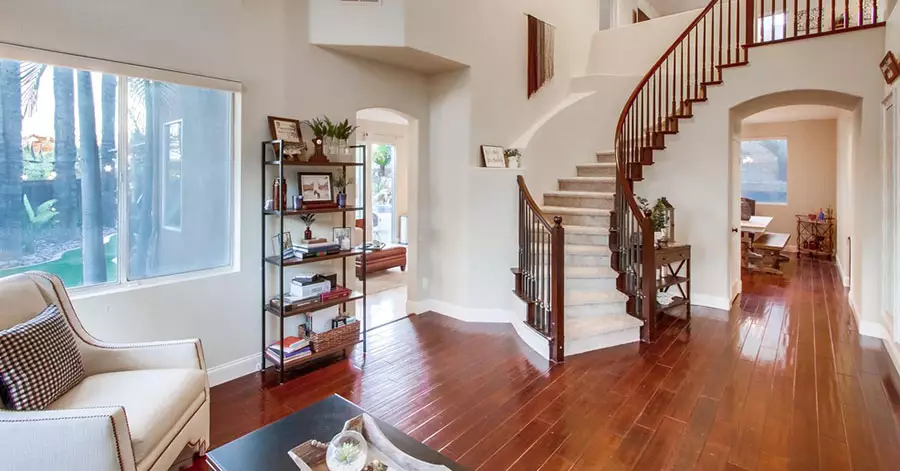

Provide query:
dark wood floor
left=199, top=259, right=900, bottom=470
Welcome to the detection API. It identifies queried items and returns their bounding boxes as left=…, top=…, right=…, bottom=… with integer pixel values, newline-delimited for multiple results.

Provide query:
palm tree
left=0, top=60, right=23, bottom=259
left=100, top=74, right=116, bottom=228
left=53, top=66, right=79, bottom=240
left=129, top=78, right=160, bottom=278
left=77, top=71, right=106, bottom=284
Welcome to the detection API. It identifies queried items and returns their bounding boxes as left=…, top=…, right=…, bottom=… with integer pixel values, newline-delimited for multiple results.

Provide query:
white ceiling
left=648, top=0, right=708, bottom=16
left=357, top=108, right=409, bottom=125
left=743, top=105, right=846, bottom=124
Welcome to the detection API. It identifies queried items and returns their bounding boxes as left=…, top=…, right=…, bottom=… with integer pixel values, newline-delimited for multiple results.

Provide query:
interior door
left=729, top=122, right=743, bottom=301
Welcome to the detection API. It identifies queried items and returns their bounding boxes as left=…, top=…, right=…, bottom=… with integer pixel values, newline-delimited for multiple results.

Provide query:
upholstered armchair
left=0, top=272, right=210, bottom=471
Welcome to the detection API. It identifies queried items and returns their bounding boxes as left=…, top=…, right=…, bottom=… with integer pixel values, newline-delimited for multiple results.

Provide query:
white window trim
left=0, top=43, right=242, bottom=296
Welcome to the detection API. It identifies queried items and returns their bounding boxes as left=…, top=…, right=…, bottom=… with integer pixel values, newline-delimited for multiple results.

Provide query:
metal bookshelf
left=261, top=140, right=368, bottom=384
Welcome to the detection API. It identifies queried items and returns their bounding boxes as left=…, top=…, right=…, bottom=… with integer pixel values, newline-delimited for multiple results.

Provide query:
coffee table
left=207, top=395, right=466, bottom=470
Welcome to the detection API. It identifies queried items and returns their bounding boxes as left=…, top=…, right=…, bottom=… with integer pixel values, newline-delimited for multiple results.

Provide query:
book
left=269, top=336, right=310, bottom=354
left=321, top=287, right=352, bottom=302
left=295, top=249, right=341, bottom=259
left=294, top=243, right=340, bottom=253
left=268, top=345, right=311, bottom=359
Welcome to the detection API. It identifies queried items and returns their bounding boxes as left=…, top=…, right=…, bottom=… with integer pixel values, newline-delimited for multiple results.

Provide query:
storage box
left=290, top=280, right=331, bottom=299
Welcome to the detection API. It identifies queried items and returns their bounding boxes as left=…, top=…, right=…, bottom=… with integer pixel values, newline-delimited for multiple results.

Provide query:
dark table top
left=207, top=395, right=466, bottom=471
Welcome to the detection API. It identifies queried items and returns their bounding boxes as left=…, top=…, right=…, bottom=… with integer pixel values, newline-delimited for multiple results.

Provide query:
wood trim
left=743, top=22, right=885, bottom=49
left=516, top=176, right=553, bottom=231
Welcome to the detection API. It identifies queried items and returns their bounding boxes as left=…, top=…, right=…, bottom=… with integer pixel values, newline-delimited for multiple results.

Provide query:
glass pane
left=126, top=78, right=232, bottom=280
left=0, top=60, right=118, bottom=288
left=371, top=143, right=395, bottom=243
left=741, top=139, right=788, bottom=204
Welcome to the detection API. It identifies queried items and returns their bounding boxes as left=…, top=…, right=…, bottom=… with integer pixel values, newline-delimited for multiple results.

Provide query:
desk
left=741, top=215, right=773, bottom=233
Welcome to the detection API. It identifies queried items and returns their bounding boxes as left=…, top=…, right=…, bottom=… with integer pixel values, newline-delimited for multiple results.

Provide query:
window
left=758, top=13, right=786, bottom=42
left=0, top=57, right=235, bottom=289
left=741, top=139, right=788, bottom=204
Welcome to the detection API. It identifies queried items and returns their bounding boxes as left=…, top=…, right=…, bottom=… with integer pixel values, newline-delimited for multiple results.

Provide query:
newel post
left=550, top=216, right=565, bottom=362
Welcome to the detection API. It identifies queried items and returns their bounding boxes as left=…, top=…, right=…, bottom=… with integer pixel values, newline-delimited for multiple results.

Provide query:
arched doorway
left=354, top=108, right=420, bottom=330
left=728, top=90, right=862, bottom=299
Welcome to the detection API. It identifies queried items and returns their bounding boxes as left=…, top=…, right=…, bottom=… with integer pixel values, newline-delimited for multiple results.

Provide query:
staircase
left=541, top=151, right=642, bottom=355
left=516, top=0, right=883, bottom=360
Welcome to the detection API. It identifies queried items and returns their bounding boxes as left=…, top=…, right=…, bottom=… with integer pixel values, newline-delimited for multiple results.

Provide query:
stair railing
left=612, top=0, right=882, bottom=341
left=516, top=175, right=565, bottom=361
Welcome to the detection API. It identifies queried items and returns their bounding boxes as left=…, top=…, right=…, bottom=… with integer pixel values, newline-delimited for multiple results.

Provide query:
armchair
left=0, top=272, right=209, bottom=471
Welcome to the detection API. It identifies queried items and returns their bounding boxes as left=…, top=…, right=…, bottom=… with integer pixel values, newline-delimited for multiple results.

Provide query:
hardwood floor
left=198, top=259, right=900, bottom=470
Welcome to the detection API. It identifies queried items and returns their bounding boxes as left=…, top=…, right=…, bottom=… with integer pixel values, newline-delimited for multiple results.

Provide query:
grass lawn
left=0, top=235, right=118, bottom=288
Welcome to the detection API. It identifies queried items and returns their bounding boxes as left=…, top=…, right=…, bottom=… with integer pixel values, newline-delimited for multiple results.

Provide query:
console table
left=654, top=244, right=691, bottom=320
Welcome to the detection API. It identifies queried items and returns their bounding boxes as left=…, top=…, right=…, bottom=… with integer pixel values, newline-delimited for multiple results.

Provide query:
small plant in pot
left=303, top=117, right=330, bottom=162
left=504, top=148, right=522, bottom=168
left=331, top=119, right=359, bottom=156
left=636, top=196, right=668, bottom=246
left=299, top=213, right=316, bottom=241
left=333, top=173, right=353, bottom=208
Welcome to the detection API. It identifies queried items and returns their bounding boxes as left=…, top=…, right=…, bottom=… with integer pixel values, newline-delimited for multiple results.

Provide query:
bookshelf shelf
left=262, top=142, right=369, bottom=384
left=265, top=291, right=365, bottom=318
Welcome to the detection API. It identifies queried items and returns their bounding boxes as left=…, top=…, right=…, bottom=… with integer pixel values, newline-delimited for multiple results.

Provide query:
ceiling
left=743, top=105, right=846, bottom=124
left=647, top=0, right=708, bottom=16
left=357, top=108, right=409, bottom=125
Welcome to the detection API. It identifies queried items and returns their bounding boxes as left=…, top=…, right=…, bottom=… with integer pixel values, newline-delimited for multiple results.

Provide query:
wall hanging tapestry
left=527, top=14, right=555, bottom=98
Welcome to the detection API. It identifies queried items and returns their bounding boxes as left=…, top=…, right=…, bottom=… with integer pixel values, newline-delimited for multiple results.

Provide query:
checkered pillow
left=0, top=305, right=85, bottom=410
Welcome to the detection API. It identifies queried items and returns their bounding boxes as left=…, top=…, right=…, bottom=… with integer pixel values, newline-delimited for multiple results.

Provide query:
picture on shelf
left=298, top=172, right=334, bottom=203
left=481, top=145, right=506, bottom=168
left=268, top=116, right=307, bottom=158
left=272, top=232, right=294, bottom=259
left=333, top=227, right=352, bottom=251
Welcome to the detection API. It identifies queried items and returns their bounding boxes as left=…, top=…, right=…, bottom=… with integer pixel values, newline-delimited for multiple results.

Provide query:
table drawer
left=655, top=246, right=690, bottom=267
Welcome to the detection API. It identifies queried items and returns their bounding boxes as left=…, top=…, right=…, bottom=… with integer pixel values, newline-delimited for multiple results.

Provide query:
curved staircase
left=515, top=0, right=883, bottom=360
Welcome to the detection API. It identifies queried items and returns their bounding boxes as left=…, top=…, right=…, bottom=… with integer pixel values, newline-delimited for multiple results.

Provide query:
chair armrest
left=82, top=338, right=207, bottom=376
left=0, top=406, right=136, bottom=471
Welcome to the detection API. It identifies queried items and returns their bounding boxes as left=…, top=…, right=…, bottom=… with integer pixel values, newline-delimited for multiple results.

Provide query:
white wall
left=0, top=0, right=433, bottom=379
left=740, top=119, right=839, bottom=240
left=836, top=112, right=854, bottom=285
left=639, top=29, right=884, bottom=314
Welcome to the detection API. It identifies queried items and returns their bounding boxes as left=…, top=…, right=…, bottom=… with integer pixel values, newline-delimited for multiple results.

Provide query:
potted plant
left=299, top=213, right=316, bottom=240
left=333, top=173, right=353, bottom=208
left=332, top=119, right=359, bottom=155
left=303, top=117, right=330, bottom=162
left=504, top=148, right=522, bottom=168
left=636, top=196, right=668, bottom=246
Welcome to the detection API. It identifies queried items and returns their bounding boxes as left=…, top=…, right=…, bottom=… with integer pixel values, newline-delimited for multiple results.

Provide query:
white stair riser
left=566, top=232, right=609, bottom=245
left=565, top=327, right=640, bottom=356
left=546, top=213, right=610, bottom=227
left=565, top=277, right=617, bottom=291
left=577, top=166, right=616, bottom=178
left=544, top=195, right=614, bottom=210
left=565, top=301, right=628, bottom=318
left=596, top=153, right=616, bottom=164
left=559, top=180, right=615, bottom=193
left=566, top=253, right=610, bottom=267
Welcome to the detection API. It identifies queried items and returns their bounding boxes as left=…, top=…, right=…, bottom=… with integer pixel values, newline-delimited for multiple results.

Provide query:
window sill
left=70, top=265, right=238, bottom=301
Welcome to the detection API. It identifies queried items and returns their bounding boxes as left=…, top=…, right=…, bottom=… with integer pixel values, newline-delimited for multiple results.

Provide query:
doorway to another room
left=355, top=108, right=412, bottom=330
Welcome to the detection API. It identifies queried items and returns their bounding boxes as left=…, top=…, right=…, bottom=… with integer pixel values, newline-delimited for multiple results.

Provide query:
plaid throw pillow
left=0, top=305, right=85, bottom=410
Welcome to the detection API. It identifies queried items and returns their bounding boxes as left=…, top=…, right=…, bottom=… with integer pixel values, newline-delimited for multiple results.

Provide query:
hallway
left=205, top=260, right=900, bottom=470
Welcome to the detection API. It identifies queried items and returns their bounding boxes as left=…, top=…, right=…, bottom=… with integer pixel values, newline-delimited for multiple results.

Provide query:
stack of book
left=293, top=239, right=341, bottom=259
left=321, top=286, right=352, bottom=302
left=268, top=336, right=311, bottom=360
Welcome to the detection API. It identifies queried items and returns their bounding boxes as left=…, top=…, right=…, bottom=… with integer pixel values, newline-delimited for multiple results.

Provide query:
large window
left=741, top=138, right=788, bottom=204
left=0, top=58, right=235, bottom=289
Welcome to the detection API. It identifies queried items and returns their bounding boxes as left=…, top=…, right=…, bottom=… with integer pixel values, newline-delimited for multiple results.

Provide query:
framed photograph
left=272, top=232, right=294, bottom=258
left=333, top=227, right=352, bottom=251
left=298, top=172, right=334, bottom=203
left=481, top=145, right=506, bottom=168
left=268, top=116, right=307, bottom=158
left=881, top=51, right=900, bottom=85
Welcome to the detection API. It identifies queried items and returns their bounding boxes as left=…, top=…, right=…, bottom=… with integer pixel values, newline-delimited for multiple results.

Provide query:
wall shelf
left=264, top=207, right=363, bottom=216
left=265, top=291, right=365, bottom=318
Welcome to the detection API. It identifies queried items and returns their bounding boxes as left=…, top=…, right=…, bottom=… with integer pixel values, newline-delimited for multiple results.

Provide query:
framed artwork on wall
left=881, top=51, right=900, bottom=85
left=481, top=145, right=506, bottom=168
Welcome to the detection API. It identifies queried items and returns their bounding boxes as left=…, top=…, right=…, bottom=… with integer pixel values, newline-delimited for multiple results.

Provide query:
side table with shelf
left=650, top=244, right=691, bottom=339
left=261, top=140, right=369, bottom=384
left=796, top=216, right=835, bottom=259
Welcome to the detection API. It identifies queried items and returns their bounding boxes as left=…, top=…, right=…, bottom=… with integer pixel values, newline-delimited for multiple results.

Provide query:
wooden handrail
left=515, top=176, right=565, bottom=361
left=612, top=0, right=882, bottom=340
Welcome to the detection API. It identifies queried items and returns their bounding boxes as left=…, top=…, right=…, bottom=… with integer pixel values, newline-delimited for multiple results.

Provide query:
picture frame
left=272, top=232, right=294, bottom=259
left=881, top=51, right=900, bottom=85
left=268, top=116, right=307, bottom=159
left=481, top=145, right=506, bottom=168
left=333, top=227, right=352, bottom=251
left=297, top=172, right=334, bottom=203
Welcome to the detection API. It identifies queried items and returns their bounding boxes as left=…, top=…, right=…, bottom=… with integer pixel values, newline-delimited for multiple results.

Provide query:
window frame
left=162, top=118, right=185, bottom=232
left=0, top=42, right=242, bottom=296
left=740, top=136, right=789, bottom=206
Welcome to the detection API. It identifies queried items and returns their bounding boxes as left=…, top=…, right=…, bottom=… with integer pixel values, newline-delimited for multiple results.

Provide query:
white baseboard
left=859, top=320, right=890, bottom=339
left=691, top=293, right=733, bottom=311
left=207, top=353, right=259, bottom=387
left=407, top=299, right=512, bottom=323
left=511, top=319, right=551, bottom=360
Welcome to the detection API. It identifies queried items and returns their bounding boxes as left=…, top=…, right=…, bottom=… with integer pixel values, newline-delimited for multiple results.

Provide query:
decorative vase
left=336, top=192, right=347, bottom=208
left=304, top=227, right=313, bottom=240
left=325, top=430, right=367, bottom=471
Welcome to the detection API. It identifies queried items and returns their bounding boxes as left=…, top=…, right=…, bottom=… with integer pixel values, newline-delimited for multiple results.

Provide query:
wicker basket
left=309, top=321, right=360, bottom=353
